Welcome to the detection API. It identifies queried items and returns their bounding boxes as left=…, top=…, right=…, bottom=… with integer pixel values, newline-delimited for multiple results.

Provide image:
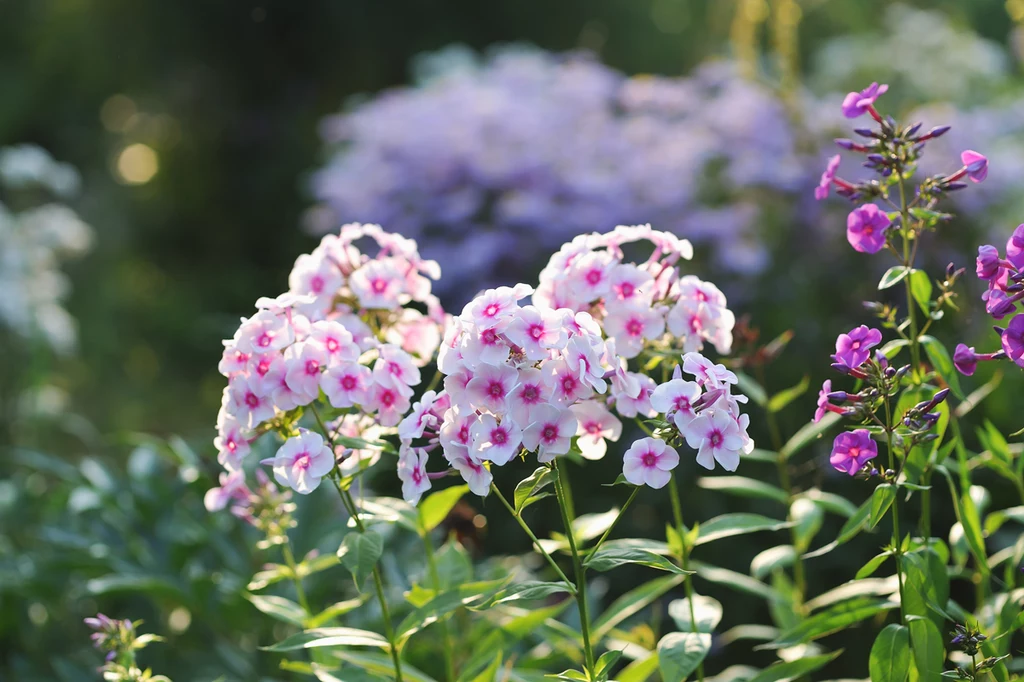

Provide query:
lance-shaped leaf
left=870, top=624, right=910, bottom=682
left=658, top=632, right=710, bottom=682
left=337, top=530, right=383, bottom=589
left=695, top=513, right=792, bottom=546
left=262, top=627, right=390, bottom=652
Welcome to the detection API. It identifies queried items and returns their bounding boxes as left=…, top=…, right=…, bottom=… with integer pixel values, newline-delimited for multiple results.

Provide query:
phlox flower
left=815, top=155, right=841, bottom=201
left=650, top=378, right=702, bottom=430
left=284, top=341, right=329, bottom=403
left=563, top=335, right=607, bottom=393
left=1006, top=224, right=1024, bottom=269
left=504, top=305, right=566, bottom=361
left=603, top=304, right=666, bottom=359
left=681, top=352, right=738, bottom=389
left=218, top=343, right=251, bottom=377
left=369, top=382, right=412, bottom=427
left=470, top=413, right=523, bottom=466
left=308, top=320, right=360, bottom=365
left=465, top=362, right=520, bottom=415
left=833, top=325, right=882, bottom=369
left=204, top=470, right=250, bottom=512
left=288, top=251, right=343, bottom=315
left=439, top=407, right=474, bottom=457
left=349, top=258, right=405, bottom=309
left=215, top=418, right=251, bottom=469
left=522, top=404, right=577, bottom=462
left=372, top=345, right=421, bottom=396
left=1001, top=315, right=1024, bottom=367
left=237, top=309, right=295, bottom=354
left=398, top=390, right=440, bottom=441
left=613, top=372, right=657, bottom=418
left=509, top=367, right=552, bottom=425
left=444, top=449, right=492, bottom=496
left=841, top=82, right=888, bottom=119
left=570, top=400, right=622, bottom=460
left=829, top=430, right=877, bottom=475
left=320, top=362, right=372, bottom=408
left=813, top=379, right=833, bottom=423
left=547, top=358, right=595, bottom=405
left=462, top=284, right=532, bottom=331
left=846, top=204, right=892, bottom=254
left=960, top=150, right=988, bottom=183
left=262, top=429, right=335, bottom=494
left=683, top=408, right=744, bottom=472
left=248, top=352, right=285, bottom=395
left=953, top=344, right=979, bottom=376
left=976, top=245, right=1003, bottom=281
left=459, top=324, right=511, bottom=369
left=229, top=375, right=276, bottom=428
left=607, top=263, right=655, bottom=308
left=622, top=437, right=679, bottom=489
left=385, top=309, right=442, bottom=366
left=397, top=445, right=431, bottom=504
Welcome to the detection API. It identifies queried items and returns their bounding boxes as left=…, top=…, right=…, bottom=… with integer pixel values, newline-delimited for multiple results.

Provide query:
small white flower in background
left=261, top=429, right=335, bottom=494
left=397, top=444, right=431, bottom=504
left=622, top=437, right=680, bottom=489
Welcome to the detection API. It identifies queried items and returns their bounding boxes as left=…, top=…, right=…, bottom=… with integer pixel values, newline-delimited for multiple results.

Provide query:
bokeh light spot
left=116, top=144, right=159, bottom=185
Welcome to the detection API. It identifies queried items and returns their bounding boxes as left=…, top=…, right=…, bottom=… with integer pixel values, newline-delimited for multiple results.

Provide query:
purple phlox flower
left=830, top=429, right=878, bottom=475
left=815, top=155, right=841, bottom=201
left=960, top=150, right=988, bottom=183
left=846, top=204, right=892, bottom=254
left=813, top=379, right=833, bottom=423
left=833, top=325, right=882, bottom=369
left=842, top=82, right=888, bottom=120
left=954, top=343, right=979, bottom=376
left=976, top=245, right=1004, bottom=281
left=1001, top=315, right=1024, bottom=368
left=1006, top=224, right=1024, bottom=270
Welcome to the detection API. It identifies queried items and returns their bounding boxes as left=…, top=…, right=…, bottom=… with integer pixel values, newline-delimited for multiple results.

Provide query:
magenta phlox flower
left=1001, top=315, right=1024, bottom=368
left=829, top=429, right=877, bottom=475
left=622, top=437, right=679, bottom=489
left=815, top=154, right=841, bottom=200
left=846, top=204, right=892, bottom=254
left=841, top=82, right=888, bottom=119
left=833, top=325, right=882, bottom=369
left=261, top=429, right=335, bottom=494
left=960, top=150, right=988, bottom=183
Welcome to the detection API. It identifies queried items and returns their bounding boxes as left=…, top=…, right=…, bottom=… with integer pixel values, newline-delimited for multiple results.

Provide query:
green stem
left=309, top=404, right=404, bottom=682
left=669, top=473, right=704, bottom=682
left=589, top=487, right=640, bottom=558
left=490, top=482, right=576, bottom=592
left=422, top=532, right=456, bottom=682
left=281, top=541, right=312, bottom=617
left=554, top=458, right=597, bottom=677
left=883, top=394, right=908, bottom=625
left=896, top=174, right=921, bottom=373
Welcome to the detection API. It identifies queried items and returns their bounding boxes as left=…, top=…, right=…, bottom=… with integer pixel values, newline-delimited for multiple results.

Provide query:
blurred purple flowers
left=308, top=47, right=806, bottom=302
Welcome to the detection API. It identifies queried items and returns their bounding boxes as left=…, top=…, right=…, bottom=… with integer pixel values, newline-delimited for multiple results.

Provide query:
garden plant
left=81, top=82, right=1024, bottom=682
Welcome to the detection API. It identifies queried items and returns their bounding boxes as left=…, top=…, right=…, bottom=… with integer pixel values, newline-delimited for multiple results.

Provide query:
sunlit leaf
left=657, top=632, right=710, bottom=682
left=870, top=624, right=910, bottom=682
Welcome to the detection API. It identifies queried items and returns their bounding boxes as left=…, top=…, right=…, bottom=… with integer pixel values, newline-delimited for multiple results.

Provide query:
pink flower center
left=585, top=421, right=601, bottom=436
left=619, top=282, right=635, bottom=298
left=696, top=290, right=708, bottom=302
left=380, top=390, right=395, bottom=407
left=388, top=361, right=403, bottom=377
left=457, top=425, right=470, bottom=444
left=851, top=341, right=861, bottom=350
left=257, top=332, right=272, bottom=348
left=689, top=315, right=703, bottom=334
left=326, top=338, right=339, bottom=352
left=311, top=275, right=324, bottom=293
left=642, top=451, right=657, bottom=467
left=586, top=269, right=603, bottom=285
left=709, top=430, right=723, bottom=448
left=341, top=375, right=357, bottom=390
left=521, top=385, right=539, bottom=402
left=528, top=323, right=544, bottom=341
left=245, top=393, right=260, bottom=408
left=257, top=357, right=271, bottom=376
left=484, top=303, right=500, bottom=317
left=371, top=278, right=388, bottom=294
left=294, top=453, right=311, bottom=470
left=626, top=318, right=644, bottom=337
left=305, top=359, right=320, bottom=376
left=848, top=447, right=860, bottom=459
left=481, top=328, right=498, bottom=346
left=673, top=396, right=690, bottom=412
left=412, top=467, right=424, bottom=484
left=491, top=428, right=508, bottom=445
left=561, top=375, right=577, bottom=393
left=542, top=425, right=558, bottom=442
left=487, top=381, right=504, bottom=398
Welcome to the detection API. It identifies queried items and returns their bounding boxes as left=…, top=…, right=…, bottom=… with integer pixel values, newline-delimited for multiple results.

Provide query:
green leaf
left=870, top=624, right=911, bottom=682
left=307, top=598, right=367, bottom=628
left=879, top=266, right=910, bottom=290
left=855, top=552, right=892, bottom=580
left=805, top=577, right=899, bottom=611
left=352, top=497, right=418, bottom=532
left=909, top=269, right=933, bottom=315
left=790, top=498, right=824, bottom=552
left=248, top=563, right=292, bottom=591
left=397, top=579, right=506, bottom=645
left=697, top=476, right=788, bottom=504
left=616, top=653, right=660, bottom=682
left=955, top=371, right=1003, bottom=418
left=261, top=627, right=390, bottom=652
left=689, top=561, right=781, bottom=602
left=657, top=632, right=710, bottom=682
left=572, top=509, right=619, bottom=543
left=735, top=372, right=768, bottom=407
left=879, top=338, right=911, bottom=359
left=513, top=466, right=555, bottom=514
left=908, top=618, right=945, bottom=681
left=745, top=650, right=842, bottom=682
left=799, top=488, right=858, bottom=518
left=767, top=598, right=895, bottom=648
left=337, top=530, right=384, bottom=589
left=937, top=466, right=988, bottom=575
left=919, top=335, right=965, bottom=400
left=491, top=602, right=570, bottom=641
left=984, top=505, right=1024, bottom=534
left=869, top=484, right=897, bottom=529
left=592, top=574, right=686, bottom=641
left=489, top=580, right=571, bottom=606
left=903, top=551, right=949, bottom=622
left=594, top=650, right=623, bottom=682
left=767, top=375, right=810, bottom=413
left=585, top=547, right=692, bottom=575
left=779, top=412, right=841, bottom=460
left=84, top=574, right=185, bottom=600
left=977, top=420, right=1013, bottom=466
left=695, top=513, right=792, bottom=545
left=418, top=485, right=469, bottom=533
left=245, top=593, right=307, bottom=627
left=334, top=652, right=438, bottom=682
left=750, top=546, right=796, bottom=580
left=668, top=595, right=723, bottom=633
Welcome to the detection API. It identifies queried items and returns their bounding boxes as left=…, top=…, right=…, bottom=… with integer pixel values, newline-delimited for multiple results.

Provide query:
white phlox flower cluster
left=533, top=224, right=734, bottom=359
left=209, top=224, right=445, bottom=504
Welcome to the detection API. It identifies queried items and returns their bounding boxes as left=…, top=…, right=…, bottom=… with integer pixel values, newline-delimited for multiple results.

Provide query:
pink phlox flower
left=237, top=309, right=295, bottom=354
left=522, top=404, right=577, bottom=462
left=606, top=264, right=655, bottom=309
left=568, top=250, right=616, bottom=301
left=846, top=204, right=892, bottom=254
left=563, top=335, right=607, bottom=394
left=288, top=251, right=342, bottom=316
left=683, top=409, right=744, bottom=472
left=444, top=449, right=492, bottom=496
left=261, top=429, right=335, bottom=494
left=204, top=469, right=250, bottom=512
left=384, top=309, right=442, bottom=367
left=622, top=437, right=679, bottom=489
left=255, top=291, right=317, bottom=314
left=469, top=413, right=523, bottom=466
left=681, top=352, right=738, bottom=389
left=372, top=344, right=421, bottom=396
left=603, top=303, right=666, bottom=359
left=462, top=285, right=531, bottom=331
left=229, top=374, right=276, bottom=428
left=547, top=358, right=596, bottom=405
left=367, top=381, right=412, bottom=427
left=349, top=258, right=405, bottom=310
left=248, top=352, right=286, bottom=396
left=437, top=321, right=467, bottom=374
left=960, top=150, right=988, bottom=183
left=397, top=445, right=431, bottom=504
left=829, top=429, right=877, bottom=475
left=465, top=362, right=520, bottom=415
left=1006, top=224, right=1024, bottom=270
left=509, top=367, right=553, bottom=425
left=614, top=372, right=658, bottom=418
left=459, top=324, right=511, bottom=369
left=570, top=399, right=622, bottom=460
left=841, top=82, right=888, bottom=119
left=271, top=371, right=304, bottom=412
left=309, top=320, right=360, bottom=365
left=953, top=344, right=979, bottom=377
left=832, top=325, right=882, bottom=369
left=650, top=378, right=702, bottom=430
left=1001, top=315, right=1024, bottom=367
left=815, top=154, right=841, bottom=200
left=439, top=406, right=475, bottom=458
left=284, top=341, right=329, bottom=403
left=814, top=379, right=833, bottom=423
left=218, top=341, right=251, bottom=378
left=215, top=417, right=251, bottom=469
left=504, top=305, right=567, bottom=361
left=320, top=362, right=372, bottom=408
left=398, top=390, right=440, bottom=442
